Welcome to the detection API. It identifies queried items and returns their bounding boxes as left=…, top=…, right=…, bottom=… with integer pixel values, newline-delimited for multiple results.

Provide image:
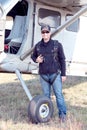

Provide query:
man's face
left=41, top=30, right=51, bottom=43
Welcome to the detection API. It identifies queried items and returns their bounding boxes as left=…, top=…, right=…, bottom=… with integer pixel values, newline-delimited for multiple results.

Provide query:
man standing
left=31, top=24, right=67, bottom=122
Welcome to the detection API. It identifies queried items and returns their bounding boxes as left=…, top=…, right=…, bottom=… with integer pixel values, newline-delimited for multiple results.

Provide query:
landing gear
left=28, top=95, right=53, bottom=123
left=15, top=70, right=54, bottom=123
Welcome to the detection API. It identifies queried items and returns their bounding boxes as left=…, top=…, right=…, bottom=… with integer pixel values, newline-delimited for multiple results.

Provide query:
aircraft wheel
left=28, top=95, right=54, bottom=123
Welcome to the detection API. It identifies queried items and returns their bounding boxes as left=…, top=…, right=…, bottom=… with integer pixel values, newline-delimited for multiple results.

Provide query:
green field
left=0, top=73, right=87, bottom=130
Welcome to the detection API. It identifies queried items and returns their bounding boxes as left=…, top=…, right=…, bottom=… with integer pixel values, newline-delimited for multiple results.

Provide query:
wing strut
left=51, top=6, right=87, bottom=37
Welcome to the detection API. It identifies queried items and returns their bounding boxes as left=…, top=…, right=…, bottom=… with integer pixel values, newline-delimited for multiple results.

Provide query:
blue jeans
left=40, top=73, right=66, bottom=117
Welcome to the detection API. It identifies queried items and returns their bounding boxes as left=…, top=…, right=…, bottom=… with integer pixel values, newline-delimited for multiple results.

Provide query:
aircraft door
left=0, top=0, right=23, bottom=53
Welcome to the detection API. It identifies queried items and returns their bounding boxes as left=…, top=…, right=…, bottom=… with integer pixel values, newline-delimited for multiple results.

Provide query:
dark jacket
left=31, top=39, right=66, bottom=76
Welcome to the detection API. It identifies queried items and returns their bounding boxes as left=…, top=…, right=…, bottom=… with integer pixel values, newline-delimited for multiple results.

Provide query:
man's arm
left=58, top=42, right=66, bottom=76
left=31, top=44, right=44, bottom=63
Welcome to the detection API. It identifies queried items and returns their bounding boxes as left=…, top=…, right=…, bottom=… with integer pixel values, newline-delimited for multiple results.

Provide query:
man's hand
left=62, top=76, right=66, bottom=82
left=36, top=55, right=44, bottom=63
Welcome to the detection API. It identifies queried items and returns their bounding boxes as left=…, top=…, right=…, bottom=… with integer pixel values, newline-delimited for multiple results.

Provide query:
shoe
left=59, top=114, right=66, bottom=123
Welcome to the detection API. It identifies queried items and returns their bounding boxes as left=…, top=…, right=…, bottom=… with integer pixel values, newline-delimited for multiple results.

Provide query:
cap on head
left=41, top=24, right=51, bottom=32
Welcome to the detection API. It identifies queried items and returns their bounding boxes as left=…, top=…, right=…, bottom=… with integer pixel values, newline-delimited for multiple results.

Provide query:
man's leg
left=52, top=74, right=67, bottom=121
left=40, top=75, right=51, bottom=98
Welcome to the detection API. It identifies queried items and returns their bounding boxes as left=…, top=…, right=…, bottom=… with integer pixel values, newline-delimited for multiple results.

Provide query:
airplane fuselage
left=0, top=0, right=87, bottom=76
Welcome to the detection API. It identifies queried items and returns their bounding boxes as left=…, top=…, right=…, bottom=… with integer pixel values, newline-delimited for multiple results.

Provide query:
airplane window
left=66, top=14, right=80, bottom=32
left=39, top=8, right=61, bottom=28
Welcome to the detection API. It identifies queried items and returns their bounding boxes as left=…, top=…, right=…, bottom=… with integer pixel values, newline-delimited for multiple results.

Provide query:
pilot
left=31, top=24, right=67, bottom=122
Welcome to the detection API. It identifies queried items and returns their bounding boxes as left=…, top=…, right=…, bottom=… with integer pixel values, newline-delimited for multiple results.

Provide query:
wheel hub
left=39, top=103, right=49, bottom=118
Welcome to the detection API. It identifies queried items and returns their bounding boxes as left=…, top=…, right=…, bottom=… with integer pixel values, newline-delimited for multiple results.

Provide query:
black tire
left=28, top=95, right=54, bottom=123
left=28, top=96, right=39, bottom=123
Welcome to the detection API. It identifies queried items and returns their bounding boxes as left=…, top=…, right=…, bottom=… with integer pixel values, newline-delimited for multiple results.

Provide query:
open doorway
left=4, top=0, right=28, bottom=54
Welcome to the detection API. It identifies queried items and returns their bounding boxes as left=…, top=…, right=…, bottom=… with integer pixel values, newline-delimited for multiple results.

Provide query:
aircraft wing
left=35, top=0, right=87, bottom=12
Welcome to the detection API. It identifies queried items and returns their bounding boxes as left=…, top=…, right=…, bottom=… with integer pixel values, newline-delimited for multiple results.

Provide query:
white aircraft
left=0, top=0, right=87, bottom=123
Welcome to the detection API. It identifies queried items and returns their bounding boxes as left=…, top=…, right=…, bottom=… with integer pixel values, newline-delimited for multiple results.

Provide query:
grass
left=0, top=73, right=87, bottom=130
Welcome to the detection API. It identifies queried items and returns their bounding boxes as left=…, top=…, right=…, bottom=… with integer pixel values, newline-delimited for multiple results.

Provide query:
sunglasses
left=41, top=31, right=50, bottom=34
